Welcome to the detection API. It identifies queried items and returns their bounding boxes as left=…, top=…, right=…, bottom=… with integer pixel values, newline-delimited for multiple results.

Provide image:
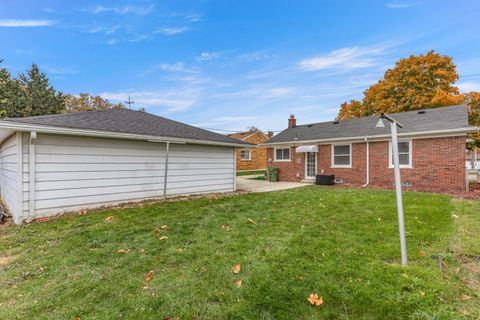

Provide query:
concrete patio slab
left=236, top=175, right=310, bottom=193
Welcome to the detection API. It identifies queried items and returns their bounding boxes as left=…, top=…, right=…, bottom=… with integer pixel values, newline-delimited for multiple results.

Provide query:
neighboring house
left=0, top=109, right=251, bottom=224
left=227, top=130, right=269, bottom=171
left=263, top=105, right=478, bottom=193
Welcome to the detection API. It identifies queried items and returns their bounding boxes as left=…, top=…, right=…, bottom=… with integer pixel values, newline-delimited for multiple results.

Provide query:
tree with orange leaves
left=336, top=51, right=479, bottom=147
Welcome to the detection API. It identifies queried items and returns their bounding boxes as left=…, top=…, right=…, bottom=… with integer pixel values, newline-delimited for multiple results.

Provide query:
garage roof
left=266, top=105, right=477, bottom=144
left=1, top=109, right=252, bottom=146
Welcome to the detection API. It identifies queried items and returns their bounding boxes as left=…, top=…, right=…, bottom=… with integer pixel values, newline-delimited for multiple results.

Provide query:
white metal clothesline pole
left=381, top=113, right=408, bottom=266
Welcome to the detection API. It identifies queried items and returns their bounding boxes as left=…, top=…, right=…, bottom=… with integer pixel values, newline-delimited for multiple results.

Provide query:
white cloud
left=298, top=46, right=386, bottom=71
left=88, top=25, right=120, bottom=35
left=105, top=38, right=119, bottom=45
left=159, top=62, right=199, bottom=73
left=267, top=87, right=294, bottom=97
left=99, top=89, right=201, bottom=113
left=128, top=34, right=150, bottom=43
left=458, top=81, right=480, bottom=93
left=0, top=19, right=57, bottom=27
left=238, top=51, right=271, bottom=62
left=88, top=4, right=154, bottom=15
left=196, top=52, right=221, bottom=61
left=42, top=65, right=78, bottom=75
left=385, top=1, right=422, bottom=8
left=214, top=116, right=258, bottom=122
left=168, top=12, right=203, bottom=22
left=155, top=26, right=189, bottom=35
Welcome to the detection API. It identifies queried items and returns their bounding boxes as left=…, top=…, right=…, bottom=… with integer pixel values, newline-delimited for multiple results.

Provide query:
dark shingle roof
left=267, top=105, right=476, bottom=144
left=4, top=109, right=251, bottom=146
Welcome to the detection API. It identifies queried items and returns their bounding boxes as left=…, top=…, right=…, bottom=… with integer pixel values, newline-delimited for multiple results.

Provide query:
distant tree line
left=0, top=60, right=132, bottom=119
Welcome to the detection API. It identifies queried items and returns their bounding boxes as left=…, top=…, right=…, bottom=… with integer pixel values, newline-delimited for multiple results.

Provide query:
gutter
left=260, top=127, right=478, bottom=147
left=0, top=120, right=255, bottom=148
left=362, top=137, right=369, bottom=188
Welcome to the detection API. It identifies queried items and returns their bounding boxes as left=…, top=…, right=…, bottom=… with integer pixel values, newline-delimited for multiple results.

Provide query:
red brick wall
left=267, top=147, right=305, bottom=181
left=267, top=136, right=467, bottom=192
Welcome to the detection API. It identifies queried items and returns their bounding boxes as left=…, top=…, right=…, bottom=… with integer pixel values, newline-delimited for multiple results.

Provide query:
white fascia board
left=0, top=121, right=255, bottom=148
left=260, top=127, right=477, bottom=146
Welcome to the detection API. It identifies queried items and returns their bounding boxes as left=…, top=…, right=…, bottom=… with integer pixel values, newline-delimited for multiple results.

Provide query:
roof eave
left=261, top=127, right=478, bottom=146
left=0, top=120, right=255, bottom=148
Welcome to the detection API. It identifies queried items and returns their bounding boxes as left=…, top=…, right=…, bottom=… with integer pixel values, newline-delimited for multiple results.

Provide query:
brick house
left=263, top=105, right=478, bottom=192
left=227, top=130, right=270, bottom=171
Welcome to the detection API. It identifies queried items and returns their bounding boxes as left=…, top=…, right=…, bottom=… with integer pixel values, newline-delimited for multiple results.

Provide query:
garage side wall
left=22, top=133, right=235, bottom=220
left=0, top=133, right=21, bottom=222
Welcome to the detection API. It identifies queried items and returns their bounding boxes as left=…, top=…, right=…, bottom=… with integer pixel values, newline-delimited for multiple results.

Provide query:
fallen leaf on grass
left=419, top=290, right=425, bottom=296
left=221, top=224, right=231, bottom=232
left=159, top=236, right=168, bottom=241
left=232, top=263, right=241, bottom=274
left=235, top=279, right=242, bottom=288
left=419, top=251, right=426, bottom=257
left=154, top=225, right=168, bottom=233
left=145, top=271, right=154, bottom=281
left=73, top=317, right=81, bottom=320
left=307, top=293, right=324, bottom=306
left=116, top=249, right=130, bottom=254
left=460, top=294, right=472, bottom=301
left=105, top=216, right=116, bottom=223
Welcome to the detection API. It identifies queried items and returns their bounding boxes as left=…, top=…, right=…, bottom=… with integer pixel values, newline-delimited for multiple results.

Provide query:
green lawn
left=1, top=187, right=479, bottom=319
left=236, top=170, right=266, bottom=176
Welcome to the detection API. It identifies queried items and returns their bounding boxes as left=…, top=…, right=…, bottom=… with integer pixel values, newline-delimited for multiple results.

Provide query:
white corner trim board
left=28, top=131, right=37, bottom=222
left=15, top=132, right=23, bottom=224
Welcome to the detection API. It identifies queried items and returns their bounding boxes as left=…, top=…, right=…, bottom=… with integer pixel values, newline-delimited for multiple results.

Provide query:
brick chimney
left=288, top=114, right=296, bottom=128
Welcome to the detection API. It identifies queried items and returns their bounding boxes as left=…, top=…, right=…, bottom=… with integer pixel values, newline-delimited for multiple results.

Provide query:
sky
left=1, top=0, right=480, bottom=133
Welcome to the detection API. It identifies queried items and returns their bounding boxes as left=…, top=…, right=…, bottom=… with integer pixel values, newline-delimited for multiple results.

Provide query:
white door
left=305, top=152, right=317, bottom=178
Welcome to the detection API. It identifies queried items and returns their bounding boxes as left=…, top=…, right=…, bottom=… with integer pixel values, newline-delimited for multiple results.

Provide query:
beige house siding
left=234, top=131, right=268, bottom=171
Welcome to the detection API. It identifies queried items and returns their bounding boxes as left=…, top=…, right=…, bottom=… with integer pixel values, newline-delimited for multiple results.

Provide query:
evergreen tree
left=0, top=59, right=23, bottom=118
left=17, top=63, right=65, bottom=117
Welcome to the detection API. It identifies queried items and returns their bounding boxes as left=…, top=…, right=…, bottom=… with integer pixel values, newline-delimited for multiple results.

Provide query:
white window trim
left=240, top=149, right=252, bottom=161
left=331, top=143, right=352, bottom=168
left=274, top=147, right=291, bottom=162
left=389, top=140, right=413, bottom=169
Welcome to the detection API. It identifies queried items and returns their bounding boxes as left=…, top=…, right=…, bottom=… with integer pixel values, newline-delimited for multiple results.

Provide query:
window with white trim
left=389, top=141, right=412, bottom=168
left=332, top=144, right=351, bottom=167
left=275, top=147, right=291, bottom=161
left=240, top=149, right=251, bottom=161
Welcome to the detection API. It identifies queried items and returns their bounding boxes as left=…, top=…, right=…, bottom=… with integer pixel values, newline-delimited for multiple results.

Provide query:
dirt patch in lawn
left=456, top=254, right=480, bottom=291
left=0, top=256, right=16, bottom=266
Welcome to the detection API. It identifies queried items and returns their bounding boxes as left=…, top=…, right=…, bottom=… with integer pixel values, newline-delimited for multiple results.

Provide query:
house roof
left=0, top=109, right=252, bottom=147
left=227, top=130, right=267, bottom=141
left=266, top=105, right=477, bottom=145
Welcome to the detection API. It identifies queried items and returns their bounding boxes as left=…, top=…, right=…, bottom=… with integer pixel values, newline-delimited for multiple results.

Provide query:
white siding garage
left=0, top=109, right=249, bottom=224
left=18, top=133, right=235, bottom=220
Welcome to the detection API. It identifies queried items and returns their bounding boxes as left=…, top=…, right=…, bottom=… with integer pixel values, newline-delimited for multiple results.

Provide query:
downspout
left=362, top=137, right=370, bottom=188
left=163, top=141, right=170, bottom=201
